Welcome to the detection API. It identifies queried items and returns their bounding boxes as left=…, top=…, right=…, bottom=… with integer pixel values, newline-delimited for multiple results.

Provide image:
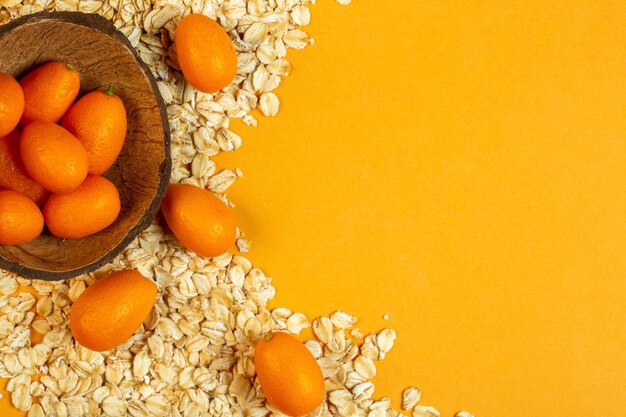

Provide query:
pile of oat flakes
left=0, top=0, right=473, bottom=416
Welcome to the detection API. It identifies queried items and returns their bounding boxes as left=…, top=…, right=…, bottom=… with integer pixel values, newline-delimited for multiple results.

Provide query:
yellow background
left=3, top=0, right=626, bottom=415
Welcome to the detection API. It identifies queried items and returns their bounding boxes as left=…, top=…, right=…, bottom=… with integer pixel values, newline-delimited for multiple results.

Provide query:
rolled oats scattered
left=402, top=387, right=422, bottom=410
left=376, top=328, right=396, bottom=359
left=455, top=412, right=475, bottom=417
left=413, top=405, right=441, bottom=417
left=313, top=316, right=334, bottom=344
left=235, top=237, right=250, bottom=253
left=27, top=403, right=45, bottom=417
left=67, top=280, right=86, bottom=302
left=253, top=64, right=270, bottom=92
left=329, top=389, right=352, bottom=407
left=263, top=74, right=282, bottom=93
left=10, top=383, right=32, bottom=411
left=361, top=334, right=380, bottom=360
left=368, top=407, right=387, bottom=417
left=352, top=381, right=375, bottom=404
left=370, top=397, right=392, bottom=410
left=257, top=44, right=277, bottom=64
left=0, top=276, right=18, bottom=295
left=286, top=312, right=309, bottom=334
left=305, top=340, right=323, bottom=358
left=267, top=58, right=291, bottom=76
left=216, top=128, right=243, bottom=152
left=283, top=29, right=309, bottom=49
left=244, top=22, right=269, bottom=44
left=103, top=395, right=126, bottom=416
left=330, top=311, right=357, bottom=330
left=259, top=92, right=280, bottom=116
left=291, top=5, right=311, bottom=26
left=350, top=328, right=364, bottom=341
left=354, top=355, right=376, bottom=379
left=145, top=394, right=171, bottom=416
left=191, top=152, right=216, bottom=181
left=207, top=169, right=238, bottom=193
left=132, top=350, right=150, bottom=379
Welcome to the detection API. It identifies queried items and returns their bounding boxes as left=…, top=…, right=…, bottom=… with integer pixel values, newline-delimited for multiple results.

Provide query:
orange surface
left=3, top=1, right=626, bottom=416
left=217, top=1, right=626, bottom=416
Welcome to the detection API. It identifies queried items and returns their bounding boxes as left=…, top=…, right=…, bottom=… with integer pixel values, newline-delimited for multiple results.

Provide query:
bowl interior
left=0, top=13, right=170, bottom=280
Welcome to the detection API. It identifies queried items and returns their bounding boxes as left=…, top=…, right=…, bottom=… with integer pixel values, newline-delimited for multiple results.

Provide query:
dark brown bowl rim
left=0, top=11, right=172, bottom=281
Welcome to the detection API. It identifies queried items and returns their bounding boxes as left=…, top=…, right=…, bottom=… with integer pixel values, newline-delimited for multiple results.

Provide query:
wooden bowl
left=0, top=12, right=171, bottom=280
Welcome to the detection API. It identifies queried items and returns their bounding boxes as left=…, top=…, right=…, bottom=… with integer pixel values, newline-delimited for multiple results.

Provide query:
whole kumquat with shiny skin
left=0, top=129, right=48, bottom=205
left=62, top=85, right=127, bottom=175
left=20, top=121, right=89, bottom=194
left=0, top=190, right=44, bottom=246
left=43, top=174, right=120, bottom=239
left=69, top=270, right=157, bottom=351
left=175, top=14, right=238, bottom=93
left=254, top=332, right=326, bottom=416
left=0, top=72, right=24, bottom=137
left=160, top=183, right=237, bottom=258
left=19, top=61, right=80, bottom=125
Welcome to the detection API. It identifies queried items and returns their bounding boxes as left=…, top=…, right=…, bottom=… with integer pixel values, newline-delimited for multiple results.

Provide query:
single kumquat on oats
left=175, top=14, right=238, bottom=93
left=69, top=269, right=157, bottom=351
left=255, top=332, right=326, bottom=417
left=160, top=183, right=237, bottom=258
